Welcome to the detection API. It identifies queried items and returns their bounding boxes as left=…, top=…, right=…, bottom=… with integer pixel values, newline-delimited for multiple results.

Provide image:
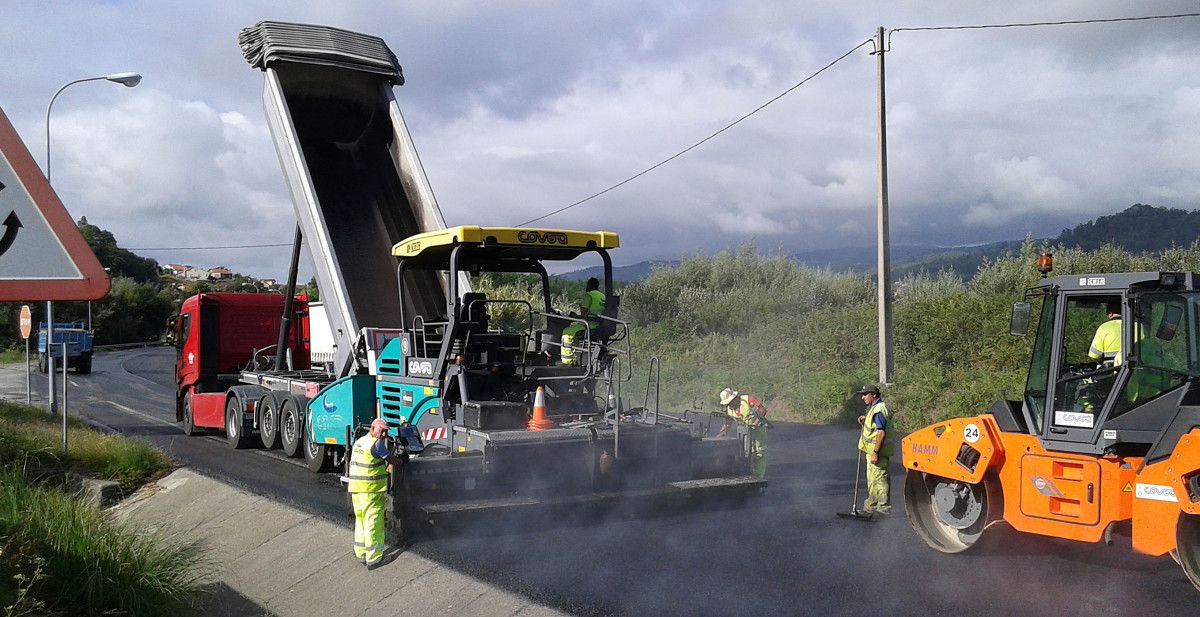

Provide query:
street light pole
left=43, top=72, right=141, bottom=416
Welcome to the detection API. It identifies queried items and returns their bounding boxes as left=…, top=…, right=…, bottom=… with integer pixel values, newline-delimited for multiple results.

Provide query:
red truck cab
left=174, top=293, right=310, bottom=428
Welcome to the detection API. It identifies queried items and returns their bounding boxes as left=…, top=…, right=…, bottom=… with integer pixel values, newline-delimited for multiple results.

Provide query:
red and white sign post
left=19, top=304, right=31, bottom=404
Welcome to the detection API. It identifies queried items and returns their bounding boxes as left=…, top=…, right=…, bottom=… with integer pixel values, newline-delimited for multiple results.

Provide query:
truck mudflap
left=415, top=475, right=766, bottom=522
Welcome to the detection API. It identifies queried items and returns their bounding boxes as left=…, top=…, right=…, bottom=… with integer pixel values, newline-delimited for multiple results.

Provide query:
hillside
left=1056, top=203, right=1200, bottom=252
left=558, top=204, right=1199, bottom=284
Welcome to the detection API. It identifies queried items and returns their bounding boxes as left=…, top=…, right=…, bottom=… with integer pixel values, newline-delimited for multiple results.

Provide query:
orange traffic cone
left=529, top=386, right=553, bottom=430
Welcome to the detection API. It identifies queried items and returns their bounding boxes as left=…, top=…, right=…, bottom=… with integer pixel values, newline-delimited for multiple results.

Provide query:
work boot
left=365, top=551, right=397, bottom=571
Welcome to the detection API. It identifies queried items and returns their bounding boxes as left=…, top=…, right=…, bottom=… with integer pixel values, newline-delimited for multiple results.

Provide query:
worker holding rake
left=857, top=385, right=893, bottom=515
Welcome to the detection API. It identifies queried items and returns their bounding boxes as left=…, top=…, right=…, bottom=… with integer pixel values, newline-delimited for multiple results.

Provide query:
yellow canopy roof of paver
left=392, top=226, right=620, bottom=261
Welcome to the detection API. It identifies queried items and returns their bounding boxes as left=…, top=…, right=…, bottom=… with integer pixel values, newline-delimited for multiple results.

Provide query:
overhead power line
left=891, top=12, right=1200, bottom=35
left=518, top=11, right=1200, bottom=228
left=515, top=38, right=874, bottom=227
left=127, top=243, right=293, bottom=251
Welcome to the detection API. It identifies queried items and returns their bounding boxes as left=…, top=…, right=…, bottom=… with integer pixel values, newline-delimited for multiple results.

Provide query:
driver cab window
left=1052, top=295, right=1122, bottom=425
left=1109, top=293, right=1193, bottom=418
left=175, top=313, right=191, bottom=358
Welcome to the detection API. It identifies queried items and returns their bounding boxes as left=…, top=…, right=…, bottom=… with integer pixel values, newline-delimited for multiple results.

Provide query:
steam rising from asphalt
left=407, top=422, right=1191, bottom=616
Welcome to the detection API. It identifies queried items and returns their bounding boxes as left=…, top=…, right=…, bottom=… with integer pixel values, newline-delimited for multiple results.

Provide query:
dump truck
left=37, top=321, right=94, bottom=374
left=173, top=22, right=763, bottom=534
left=902, top=256, right=1200, bottom=592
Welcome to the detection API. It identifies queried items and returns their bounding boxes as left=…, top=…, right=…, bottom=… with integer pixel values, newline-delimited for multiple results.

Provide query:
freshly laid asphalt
left=2, top=348, right=1196, bottom=616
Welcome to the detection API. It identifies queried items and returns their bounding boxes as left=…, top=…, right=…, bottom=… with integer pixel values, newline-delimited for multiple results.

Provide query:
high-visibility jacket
left=727, top=395, right=767, bottom=428
left=859, top=401, right=894, bottom=457
left=347, top=434, right=388, bottom=493
left=580, top=290, right=606, bottom=327
left=1089, top=319, right=1123, bottom=365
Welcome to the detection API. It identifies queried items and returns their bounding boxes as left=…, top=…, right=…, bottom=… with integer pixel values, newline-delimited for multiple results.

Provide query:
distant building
left=182, top=267, right=210, bottom=280
left=260, top=278, right=278, bottom=287
left=163, top=263, right=191, bottom=276
left=209, top=267, right=233, bottom=280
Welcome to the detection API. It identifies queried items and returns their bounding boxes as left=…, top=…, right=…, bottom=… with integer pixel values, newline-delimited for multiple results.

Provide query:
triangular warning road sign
left=0, top=105, right=109, bottom=301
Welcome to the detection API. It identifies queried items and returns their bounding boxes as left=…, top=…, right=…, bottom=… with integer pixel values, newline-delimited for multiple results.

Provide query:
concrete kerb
left=113, top=468, right=567, bottom=617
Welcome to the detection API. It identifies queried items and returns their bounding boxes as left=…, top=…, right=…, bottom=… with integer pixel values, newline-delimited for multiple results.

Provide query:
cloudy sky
left=2, top=1, right=1198, bottom=278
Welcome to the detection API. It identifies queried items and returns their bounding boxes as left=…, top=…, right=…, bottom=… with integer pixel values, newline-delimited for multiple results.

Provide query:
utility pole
left=873, top=26, right=894, bottom=385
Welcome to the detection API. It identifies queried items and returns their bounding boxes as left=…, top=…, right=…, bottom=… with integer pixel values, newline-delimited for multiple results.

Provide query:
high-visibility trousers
left=748, top=424, right=768, bottom=479
left=352, top=491, right=386, bottom=565
left=864, top=455, right=891, bottom=514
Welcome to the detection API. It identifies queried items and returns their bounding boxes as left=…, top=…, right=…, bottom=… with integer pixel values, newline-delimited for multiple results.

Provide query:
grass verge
left=0, top=347, right=29, bottom=365
left=0, top=402, right=172, bottom=492
left=0, top=470, right=204, bottom=616
left=0, top=402, right=201, bottom=615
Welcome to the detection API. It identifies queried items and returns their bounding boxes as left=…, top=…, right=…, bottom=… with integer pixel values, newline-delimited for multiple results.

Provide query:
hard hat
left=857, top=385, right=881, bottom=396
left=719, top=388, right=739, bottom=406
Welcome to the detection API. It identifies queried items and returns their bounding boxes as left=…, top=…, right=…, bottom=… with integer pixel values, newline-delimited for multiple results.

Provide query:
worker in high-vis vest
left=1089, top=302, right=1124, bottom=365
left=348, top=418, right=401, bottom=570
left=719, top=388, right=769, bottom=479
left=857, top=385, right=894, bottom=515
left=561, top=277, right=606, bottom=366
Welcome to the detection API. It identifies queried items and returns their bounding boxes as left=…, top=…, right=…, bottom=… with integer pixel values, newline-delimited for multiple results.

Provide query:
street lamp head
left=105, top=72, right=142, bottom=87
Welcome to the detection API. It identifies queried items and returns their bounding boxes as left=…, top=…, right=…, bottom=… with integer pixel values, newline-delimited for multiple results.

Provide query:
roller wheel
left=76, top=352, right=92, bottom=374
left=1176, top=513, right=1200, bottom=592
left=303, top=428, right=333, bottom=473
left=279, top=396, right=305, bottom=458
left=182, top=392, right=199, bottom=436
left=225, top=397, right=252, bottom=449
left=904, top=469, right=989, bottom=553
left=258, top=393, right=281, bottom=449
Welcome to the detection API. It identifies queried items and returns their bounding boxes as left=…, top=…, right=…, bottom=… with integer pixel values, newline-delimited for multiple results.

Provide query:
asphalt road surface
left=3, top=348, right=1196, bottom=616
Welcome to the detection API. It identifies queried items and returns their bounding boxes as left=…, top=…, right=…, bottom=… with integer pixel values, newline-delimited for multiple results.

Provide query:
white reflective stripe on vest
left=348, top=435, right=388, bottom=493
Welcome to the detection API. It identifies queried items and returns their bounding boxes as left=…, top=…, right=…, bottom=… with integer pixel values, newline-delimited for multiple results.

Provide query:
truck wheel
left=76, top=353, right=92, bottom=375
left=225, top=397, right=252, bottom=449
left=258, top=393, right=281, bottom=449
left=279, top=396, right=305, bottom=458
left=1177, top=513, right=1200, bottom=592
left=182, top=392, right=199, bottom=436
left=303, top=429, right=333, bottom=473
left=38, top=353, right=47, bottom=374
left=904, top=469, right=989, bottom=553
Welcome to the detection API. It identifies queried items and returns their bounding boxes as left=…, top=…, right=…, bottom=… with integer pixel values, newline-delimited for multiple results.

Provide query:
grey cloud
left=2, top=0, right=1199, bottom=277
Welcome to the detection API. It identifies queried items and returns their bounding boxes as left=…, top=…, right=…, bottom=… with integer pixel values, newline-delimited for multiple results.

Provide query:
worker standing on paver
left=718, top=388, right=770, bottom=479
left=561, top=277, right=606, bottom=366
left=856, top=385, right=893, bottom=515
left=349, top=418, right=400, bottom=569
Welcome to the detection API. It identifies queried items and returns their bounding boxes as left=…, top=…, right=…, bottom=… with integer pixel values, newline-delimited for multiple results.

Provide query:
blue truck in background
left=37, top=322, right=94, bottom=374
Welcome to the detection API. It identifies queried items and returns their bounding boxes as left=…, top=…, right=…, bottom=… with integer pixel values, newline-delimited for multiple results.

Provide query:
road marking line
left=107, top=400, right=179, bottom=429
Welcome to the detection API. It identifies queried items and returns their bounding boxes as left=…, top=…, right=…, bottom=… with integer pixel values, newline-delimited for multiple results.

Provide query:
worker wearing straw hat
left=718, top=388, right=769, bottom=479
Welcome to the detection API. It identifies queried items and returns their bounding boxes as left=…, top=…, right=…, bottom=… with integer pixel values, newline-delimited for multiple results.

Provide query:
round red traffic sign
left=18, top=305, right=31, bottom=339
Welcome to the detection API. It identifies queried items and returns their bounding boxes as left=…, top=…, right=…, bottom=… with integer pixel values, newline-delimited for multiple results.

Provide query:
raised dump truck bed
left=241, top=21, right=450, bottom=376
